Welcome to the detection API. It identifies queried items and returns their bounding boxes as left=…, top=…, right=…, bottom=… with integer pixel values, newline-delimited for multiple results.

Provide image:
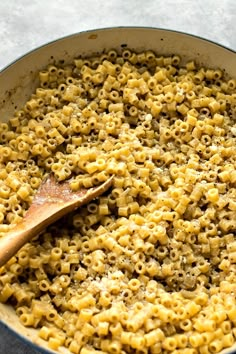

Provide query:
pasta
left=0, top=48, right=236, bottom=354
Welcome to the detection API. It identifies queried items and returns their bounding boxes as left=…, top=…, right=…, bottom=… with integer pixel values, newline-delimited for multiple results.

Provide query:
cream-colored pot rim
left=0, top=26, right=235, bottom=122
left=0, top=26, right=236, bottom=354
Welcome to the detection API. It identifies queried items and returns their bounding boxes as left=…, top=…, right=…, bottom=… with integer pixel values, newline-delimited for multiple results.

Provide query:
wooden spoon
left=0, top=174, right=113, bottom=268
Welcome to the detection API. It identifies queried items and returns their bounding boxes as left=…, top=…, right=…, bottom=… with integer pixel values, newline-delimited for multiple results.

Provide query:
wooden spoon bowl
left=0, top=174, right=113, bottom=268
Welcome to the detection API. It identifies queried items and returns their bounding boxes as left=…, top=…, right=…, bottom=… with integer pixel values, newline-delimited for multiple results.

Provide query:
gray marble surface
left=0, top=1, right=236, bottom=353
left=0, top=0, right=236, bottom=72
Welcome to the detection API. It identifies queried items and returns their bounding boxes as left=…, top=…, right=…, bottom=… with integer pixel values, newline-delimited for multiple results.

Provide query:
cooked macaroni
left=0, top=49, right=236, bottom=353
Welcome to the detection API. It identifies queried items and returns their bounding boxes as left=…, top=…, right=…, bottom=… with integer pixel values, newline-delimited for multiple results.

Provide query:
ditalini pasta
left=0, top=49, right=236, bottom=353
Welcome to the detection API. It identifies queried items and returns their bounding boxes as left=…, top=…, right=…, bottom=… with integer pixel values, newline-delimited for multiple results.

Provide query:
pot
left=0, top=27, right=235, bottom=354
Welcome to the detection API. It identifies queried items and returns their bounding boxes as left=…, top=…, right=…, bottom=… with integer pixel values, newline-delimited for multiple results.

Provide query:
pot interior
left=0, top=27, right=236, bottom=354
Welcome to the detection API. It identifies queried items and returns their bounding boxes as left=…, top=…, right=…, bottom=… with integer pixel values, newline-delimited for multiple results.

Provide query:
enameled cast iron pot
left=0, top=27, right=235, bottom=354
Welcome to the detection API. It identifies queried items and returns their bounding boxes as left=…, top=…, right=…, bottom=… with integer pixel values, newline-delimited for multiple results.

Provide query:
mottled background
left=0, top=0, right=235, bottom=353
left=0, top=0, right=236, bottom=71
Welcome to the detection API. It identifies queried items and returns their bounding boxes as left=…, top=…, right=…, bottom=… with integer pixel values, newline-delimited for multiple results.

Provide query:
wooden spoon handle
left=0, top=224, right=38, bottom=268
left=0, top=176, right=114, bottom=268
left=0, top=201, right=67, bottom=268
